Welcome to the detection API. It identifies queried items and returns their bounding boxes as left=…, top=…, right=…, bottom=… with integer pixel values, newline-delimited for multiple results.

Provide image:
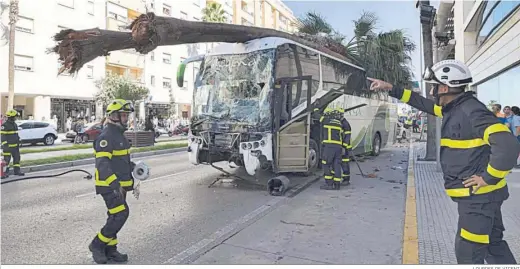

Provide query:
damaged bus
left=177, top=37, right=397, bottom=177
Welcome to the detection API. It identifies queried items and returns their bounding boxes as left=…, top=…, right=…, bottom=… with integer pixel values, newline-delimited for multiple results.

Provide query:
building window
left=87, top=1, right=94, bottom=15
left=180, top=11, right=188, bottom=20
left=16, top=16, right=34, bottom=33
left=151, top=75, right=155, bottom=86
left=14, top=55, right=34, bottom=71
left=57, top=0, right=74, bottom=8
left=163, top=77, right=172, bottom=88
left=108, top=12, right=127, bottom=22
left=150, top=52, right=155, bottom=61
left=475, top=64, right=520, bottom=108
left=163, top=53, right=171, bottom=64
left=163, top=4, right=171, bottom=16
left=477, top=1, right=520, bottom=45
left=86, top=65, right=94, bottom=79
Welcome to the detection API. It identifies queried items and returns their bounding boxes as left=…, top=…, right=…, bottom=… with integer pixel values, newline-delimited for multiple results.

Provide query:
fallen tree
left=50, top=13, right=356, bottom=75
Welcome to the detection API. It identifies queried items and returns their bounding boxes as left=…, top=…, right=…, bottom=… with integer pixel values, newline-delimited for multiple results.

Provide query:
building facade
left=1, top=0, right=297, bottom=131
left=449, top=0, right=520, bottom=107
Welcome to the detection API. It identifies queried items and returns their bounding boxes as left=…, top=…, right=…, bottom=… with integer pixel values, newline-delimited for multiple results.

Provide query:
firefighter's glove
left=463, top=175, right=489, bottom=194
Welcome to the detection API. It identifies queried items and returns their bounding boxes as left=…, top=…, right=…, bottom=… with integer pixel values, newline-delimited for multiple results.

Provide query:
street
left=1, top=144, right=411, bottom=265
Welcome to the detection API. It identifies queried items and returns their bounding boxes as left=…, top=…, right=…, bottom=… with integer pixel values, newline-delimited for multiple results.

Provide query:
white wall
left=0, top=0, right=106, bottom=103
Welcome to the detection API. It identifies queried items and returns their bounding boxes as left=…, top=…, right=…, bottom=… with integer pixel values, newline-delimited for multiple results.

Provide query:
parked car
left=65, top=122, right=103, bottom=142
left=16, top=120, right=58, bottom=146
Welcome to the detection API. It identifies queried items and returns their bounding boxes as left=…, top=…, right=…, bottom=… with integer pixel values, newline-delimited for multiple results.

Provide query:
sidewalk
left=193, top=145, right=411, bottom=264
left=413, top=142, right=520, bottom=264
left=21, top=140, right=187, bottom=161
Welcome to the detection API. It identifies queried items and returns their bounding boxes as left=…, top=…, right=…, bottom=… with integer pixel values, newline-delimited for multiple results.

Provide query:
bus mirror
left=176, top=63, right=187, bottom=87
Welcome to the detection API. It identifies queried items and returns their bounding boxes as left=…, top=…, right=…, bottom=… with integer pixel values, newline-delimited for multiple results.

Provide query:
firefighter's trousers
left=92, top=190, right=129, bottom=248
left=2, top=147, right=21, bottom=173
left=341, top=153, right=350, bottom=182
left=455, top=201, right=516, bottom=264
left=321, top=144, right=342, bottom=183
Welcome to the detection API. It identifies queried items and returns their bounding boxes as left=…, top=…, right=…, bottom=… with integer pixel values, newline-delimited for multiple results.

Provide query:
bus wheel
left=302, top=139, right=319, bottom=176
left=371, top=132, right=381, bottom=156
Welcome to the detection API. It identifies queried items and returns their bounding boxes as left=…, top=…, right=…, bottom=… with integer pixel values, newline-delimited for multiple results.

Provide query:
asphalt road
left=1, top=152, right=279, bottom=265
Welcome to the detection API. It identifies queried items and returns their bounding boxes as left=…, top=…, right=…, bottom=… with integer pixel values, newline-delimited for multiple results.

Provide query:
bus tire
left=302, top=139, right=319, bottom=176
left=371, top=132, right=381, bottom=156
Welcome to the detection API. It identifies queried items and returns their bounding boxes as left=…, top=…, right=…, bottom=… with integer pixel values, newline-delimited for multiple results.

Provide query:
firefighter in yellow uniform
left=319, top=108, right=344, bottom=190
left=89, top=99, right=135, bottom=264
left=337, top=108, right=352, bottom=185
left=1, top=110, right=24, bottom=178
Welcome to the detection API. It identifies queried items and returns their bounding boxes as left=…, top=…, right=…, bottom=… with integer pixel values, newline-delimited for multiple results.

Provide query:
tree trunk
left=7, top=0, right=18, bottom=111
left=52, top=13, right=354, bottom=75
left=419, top=0, right=437, bottom=161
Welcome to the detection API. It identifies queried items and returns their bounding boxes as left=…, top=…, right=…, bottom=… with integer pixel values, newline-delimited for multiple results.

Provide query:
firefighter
left=89, top=99, right=135, bottom=264
left=319, top=108, right=343, bottom=190
left=1, top=109, right=24, bottom=178
left=337, top=108, right=352, bottom=185
left=369, top=59, right=519, bottom=264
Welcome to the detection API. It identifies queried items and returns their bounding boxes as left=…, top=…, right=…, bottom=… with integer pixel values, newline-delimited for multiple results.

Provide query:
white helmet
left=423, top=59, right=472, bottom=88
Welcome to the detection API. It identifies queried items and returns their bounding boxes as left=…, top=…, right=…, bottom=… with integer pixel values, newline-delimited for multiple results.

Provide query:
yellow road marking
left=402, top=142, right=419, bottom=264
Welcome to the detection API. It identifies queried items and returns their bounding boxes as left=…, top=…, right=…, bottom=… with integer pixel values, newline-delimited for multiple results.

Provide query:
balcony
left=106, top=50, right=145, bottom=69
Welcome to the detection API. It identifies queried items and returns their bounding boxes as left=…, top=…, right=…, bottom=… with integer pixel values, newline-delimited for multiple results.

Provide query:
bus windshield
left=192, top=49, right=275, bottom=127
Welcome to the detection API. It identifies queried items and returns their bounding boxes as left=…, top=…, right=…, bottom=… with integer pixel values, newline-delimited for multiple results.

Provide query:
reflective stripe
left=433, top=105, right=443, bottom=118
left=324, top=125, right=342, bottom=131
left=0, top=130, right=17, bottom=134
left=342, top=158, right=350, bottom=162
left=12, top=164, right=20, bottom=167
left=112, top=149, right=129, bottom=156
left=119, top=180, right=133, bottom=187
left=333, top=177, right=341, bottom=182
left=8, top=144, right=18, bottom=147
left=95, top=151, right=112, bottom=159
left=321, top=160, right=327, bottom=164
left=1, top=141, right=6, bottom=145
left=486, top=164, right=509, bottom=179
left=1, top=152, right=11, bottom=156
left=445, top=178, right=507, bottom=197
left=344, top=131, right=352, bottom=134
left=460, top=228, right=489, bottom=244
left=97, top=232, right=112, bottom=243
left=400, top=89, right=412, bottom=103
left=319, top=116, right=324, bottom=122
left=107, top=239, right=118, bottom=246
left=324, top=175, right=333, bottom=179
left=483, top=123, right=511, bottom=144
left=323, top=140, right=342, bottom=145
left=440, top=138, right=486, bottom=149
left=108, top=204, right=126, bottom=214
left=94, top=169, right=118, bottom=187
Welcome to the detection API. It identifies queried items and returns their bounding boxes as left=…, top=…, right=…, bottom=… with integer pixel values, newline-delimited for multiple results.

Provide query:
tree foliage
left=202, top=2, right=227, bottom=23
left=297, top=11, right=416, bottom=86
left=94, top=74, right=149, bottom=106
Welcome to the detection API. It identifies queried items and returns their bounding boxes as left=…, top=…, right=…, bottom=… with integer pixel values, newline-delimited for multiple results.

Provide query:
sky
left=283, top=0, right=440, bottom=81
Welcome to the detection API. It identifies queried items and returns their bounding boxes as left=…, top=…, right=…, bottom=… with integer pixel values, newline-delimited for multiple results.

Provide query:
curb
left=20, top=147, right=188, bottom=173
left=402, top=141, right=419, bottom=264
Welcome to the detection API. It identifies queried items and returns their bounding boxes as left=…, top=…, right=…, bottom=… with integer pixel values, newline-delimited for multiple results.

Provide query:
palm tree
left=50, top=13, right=356, bottom=75
left=202, top=2, right=227, bottom=23
left=297, top=11, right=416, bottom=86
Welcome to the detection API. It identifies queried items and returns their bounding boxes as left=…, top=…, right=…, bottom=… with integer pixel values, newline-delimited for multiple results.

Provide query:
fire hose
left=1, top=161, right=151, bottom=200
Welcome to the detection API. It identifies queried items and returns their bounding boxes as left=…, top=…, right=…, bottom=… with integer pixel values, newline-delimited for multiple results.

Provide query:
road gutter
left=402, top=142, right=419, bottom=264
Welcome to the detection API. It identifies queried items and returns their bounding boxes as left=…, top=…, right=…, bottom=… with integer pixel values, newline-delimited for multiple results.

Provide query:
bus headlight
left=260, top=140, right=266, bottom=147
left=253, top=142, right=260, bottom=149
left=247, top=143, right=252, bottom=149
left=241, top=143, right=247, bottom=150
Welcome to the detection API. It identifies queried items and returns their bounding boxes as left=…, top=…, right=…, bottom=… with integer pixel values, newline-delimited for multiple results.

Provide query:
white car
left=16, top=120, right=58, bottom=146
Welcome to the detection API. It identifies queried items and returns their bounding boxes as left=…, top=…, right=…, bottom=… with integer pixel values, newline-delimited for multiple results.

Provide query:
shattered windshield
left=192, top=49, right=275, bottom=128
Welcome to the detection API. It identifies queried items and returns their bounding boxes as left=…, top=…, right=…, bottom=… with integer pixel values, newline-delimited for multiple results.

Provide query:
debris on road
left=280, top=220, right=315, bottom=227
left=391, top=166, right=403, bottom=170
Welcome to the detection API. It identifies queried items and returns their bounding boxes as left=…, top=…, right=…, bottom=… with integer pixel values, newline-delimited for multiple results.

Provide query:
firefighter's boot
left=1, top=174, right=8, bottom=179
left=332, top=181, right=341, bottom=190
left=106, top=246, right=128, bottom=262
left=342, top=176, right=350, bottom=186
left=14, top=169, right=24, bottom=176
left=89, top=241, right=108, bottom=264
left=320, top=179, right=334, bottom=190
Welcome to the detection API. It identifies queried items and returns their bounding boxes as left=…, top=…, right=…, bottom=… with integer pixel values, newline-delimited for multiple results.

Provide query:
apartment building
left=232, top=0, right=297, bottom=32
left=0, top=0, right=106, bottom=131
left=447, top=0, right=520, bottom=106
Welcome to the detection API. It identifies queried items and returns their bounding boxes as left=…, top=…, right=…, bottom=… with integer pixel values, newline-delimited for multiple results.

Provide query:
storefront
left=146, top=103, right=171, bottom=119
left=474, top=63, right=520, bottom=108
left=51, top=98, right=96, bottom=132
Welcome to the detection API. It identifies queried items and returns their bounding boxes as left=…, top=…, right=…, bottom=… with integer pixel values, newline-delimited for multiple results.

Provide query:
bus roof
left=206, top=36, right=365, bottom=72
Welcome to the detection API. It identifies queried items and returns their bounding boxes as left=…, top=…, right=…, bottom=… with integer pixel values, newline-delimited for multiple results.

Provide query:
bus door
left=273, top=76, right=313, bottom=173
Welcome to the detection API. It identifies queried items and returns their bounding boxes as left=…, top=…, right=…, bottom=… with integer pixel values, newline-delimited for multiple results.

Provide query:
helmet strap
left=433, top=85, right=464, bottom=106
